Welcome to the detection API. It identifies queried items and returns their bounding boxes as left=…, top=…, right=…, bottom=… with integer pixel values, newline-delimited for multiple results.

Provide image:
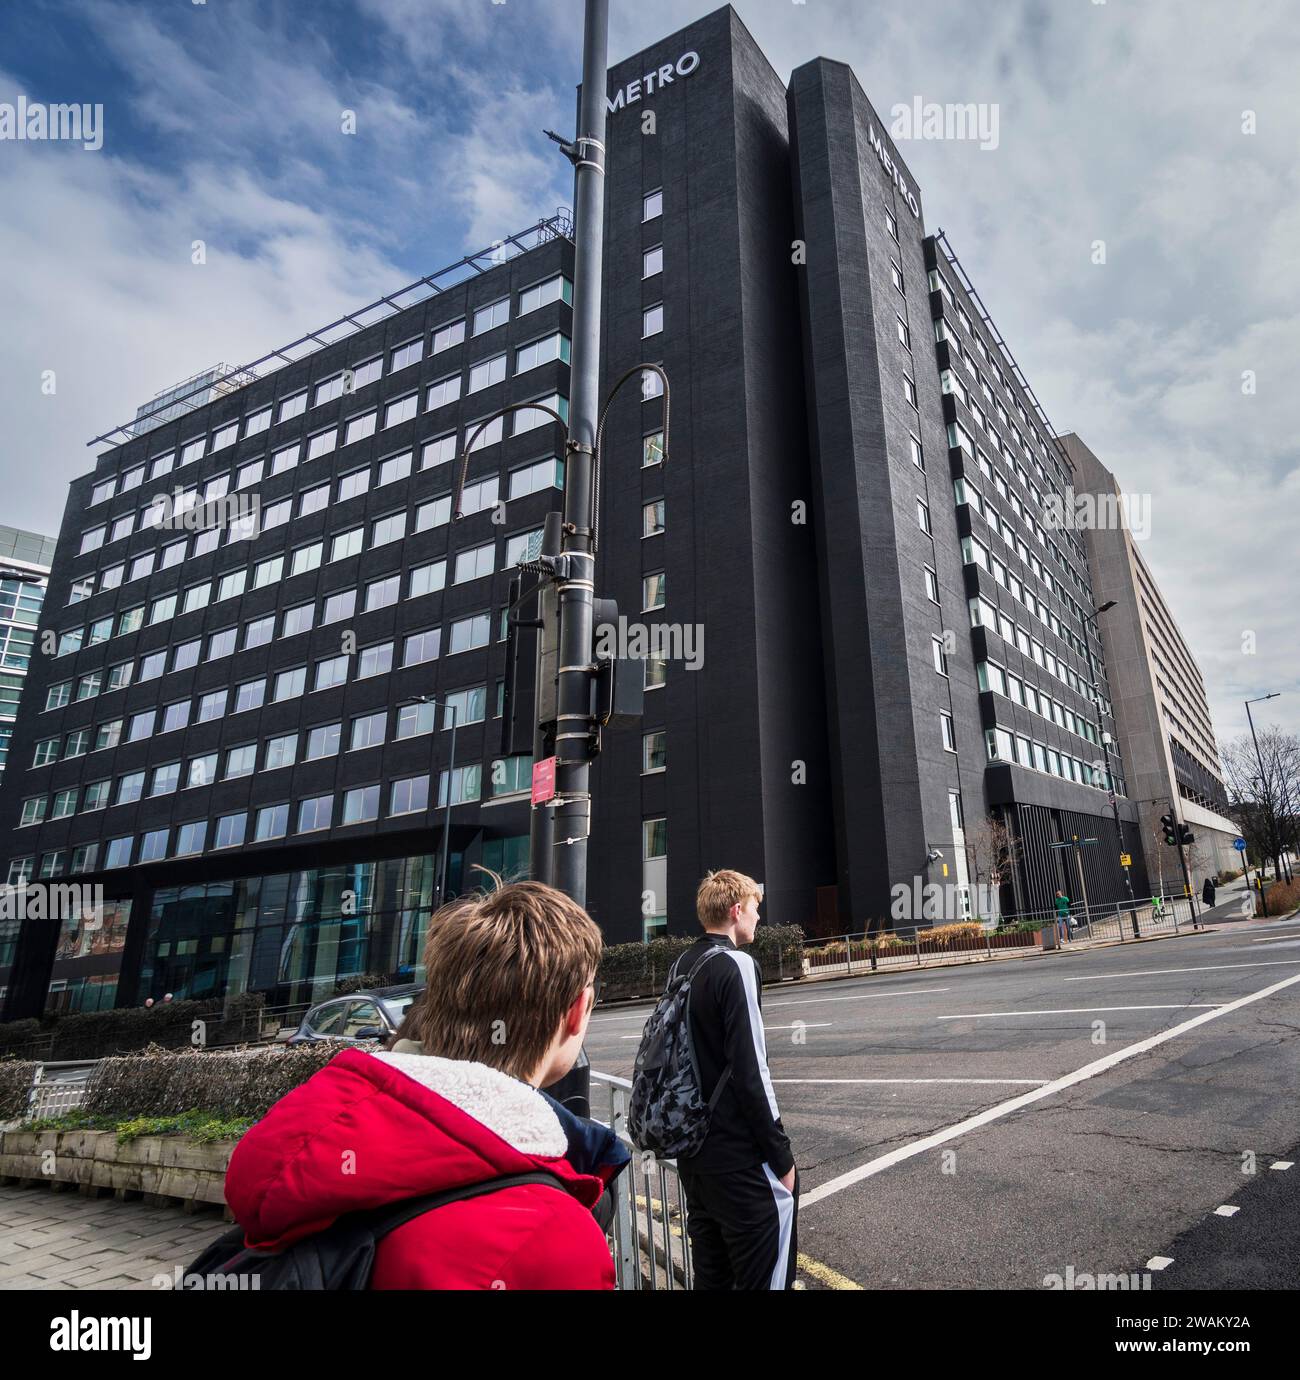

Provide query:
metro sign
left=607, top=51, right=701, bottom=113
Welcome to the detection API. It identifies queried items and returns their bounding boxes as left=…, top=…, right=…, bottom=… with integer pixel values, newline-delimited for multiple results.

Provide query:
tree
left=963, top=811, right=1019, bottom=919
left=1220, top=726, right=1300, bottom=881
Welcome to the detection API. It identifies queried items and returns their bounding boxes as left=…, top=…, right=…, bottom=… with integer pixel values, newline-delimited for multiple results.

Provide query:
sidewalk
left=0, top=1182, right=227, bottom=1290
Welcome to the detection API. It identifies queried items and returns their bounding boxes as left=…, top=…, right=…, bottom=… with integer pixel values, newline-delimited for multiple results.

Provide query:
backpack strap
left=680, top=944, right=735, bottom=1111
left=362, top=1171, right=570, bottom=1241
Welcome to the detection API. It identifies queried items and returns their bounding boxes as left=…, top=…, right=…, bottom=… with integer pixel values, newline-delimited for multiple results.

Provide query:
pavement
left=0, top=1188, right=228, bottom=1290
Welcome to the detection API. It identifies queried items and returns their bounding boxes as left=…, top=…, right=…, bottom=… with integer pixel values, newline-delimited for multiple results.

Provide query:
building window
left=909, top=435, right=924, bottom=471
left=390, top=775, right=430, bottom=816
left=426, top=375, right=461, bottom=411
left=409, top=561, right=446, bottom=599
left=508, top=457, right=563, bottom=500
left=903, top=375, right=918, bottom=409
left=447, top=614, right=490, bottom=655
left=341, top=785, right=381, bottom=824
left=305, top=723, right=341, bottom=760
left=384, top=393, right=419, bottom=429
left=644, top=657, right=667, bottom=690
left=314, top=655, right=349, bottom=692
left=343, top=411, right=376, bottom=447
left=643, top=817, right=667, bottom=860
left=254, top=804, right=289, bottom=842
left=104, top=836, right=134, bottom=869
left=377, top=450, right=411, bottom=487
left=443, top=686, right=486, bottom=727
left=643, top=572, right=666, bottom=611
left=932, top=637, right=948, bottom=675
left=897, top=315, right=911, bottom=350
left=395, top=701, right=437, bottom=739
left=307, top=428, right=338, bottom=461
left=515, top=333, right=570, bottom=374
left=642, top=731, right=666, bottom=774
left=643, top=188, right=663, bottom=221
left=519, top=274, right=571, bottom=315
left=214, top=813, right=247, bottom=849
left=917, top=498, right=931, bottom=534
left=273, top=667, right=306, bottom=701
left=643, top=431, right=665, bottom=467
left=321, top=590, right=356, bottom=626
left=358, top=642, right=393, bottom=679
left=643, top=244, right=663, bottom=278
left=350, top=711, right=386, bottom=751
left=642, top=304, right=664, bottom=338
left=297, top=795, right=333, bottom=833
left=329, top=529, right=362, bottom=563
left=265, top=733, right=297, bottom=771
left=642, top=499, right=665, bottom=538
left=149, top=762, right=180, bottom=797
left=174, top=822, right=206, bottom=856
left=454, top=543, right=495, bottom=585
left=403, top=628, right=442, bottom=666
left=472, top=298, right=510, bottom=336
left=941, top=712, right=956, bottom=752
left=890, top=261, right=905, bottom=294
left=437, top=765, right=482, bottom=807
left=432, top=318, right=466, bottom=354
left=390, top=337, right=423, bottom=372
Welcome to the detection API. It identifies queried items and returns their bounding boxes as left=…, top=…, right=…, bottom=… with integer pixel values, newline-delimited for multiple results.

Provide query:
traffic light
left=1160, top=813, right=1178, bottom=847
left=1178, top=823, right=1194, bottom=848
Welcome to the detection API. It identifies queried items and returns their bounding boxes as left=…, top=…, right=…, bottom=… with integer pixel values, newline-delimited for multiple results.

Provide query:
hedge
left=0, top=1059, right=40, bottom=1121
left=597, top=925, right=804, bottom=1002
left=81, top=1042, right=352, bottom=1123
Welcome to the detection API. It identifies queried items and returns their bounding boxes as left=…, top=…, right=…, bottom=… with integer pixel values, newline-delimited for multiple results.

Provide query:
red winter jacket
left=224, top=1047, right=616, bottom=1289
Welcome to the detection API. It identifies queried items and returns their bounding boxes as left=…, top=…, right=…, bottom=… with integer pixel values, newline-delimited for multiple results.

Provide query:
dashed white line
left=936, top=1004, right=1221, bottom=1020
left=588, top=984, right=952, bottom=1024
left=1147, top=1256, right=1175, bottom=1271
left=798, top=970, right=1300, bottom=1208
left=772, top=1078, right=1050, bottom=1086
left=619, top=1021, right=833, bottom=1039
left=1063, top=960, right=1300, bottom=982
left=1214, top=1205, right=1240, bottom=1217
left=1270, top=1161, right=1294, bottom=1171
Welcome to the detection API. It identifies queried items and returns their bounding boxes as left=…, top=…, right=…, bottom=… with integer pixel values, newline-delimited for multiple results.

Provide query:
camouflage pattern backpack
left=628, top=947, right=733, bottom=1159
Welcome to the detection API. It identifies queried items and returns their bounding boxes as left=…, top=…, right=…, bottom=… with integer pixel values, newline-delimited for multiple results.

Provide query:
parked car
left=286, top=984, right=423, bottom=1046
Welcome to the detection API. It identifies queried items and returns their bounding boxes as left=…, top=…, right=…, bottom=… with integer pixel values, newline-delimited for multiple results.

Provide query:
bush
left=81, top=1041, right=351, bottom=1122
left=24, top=1109, right=252, bottom=1144
left=331, top=973, right=389, bottom=997
left=1263, top=878, right=1300, bottom=915
left=596, top=925, right=805, bottom=1001
left=0, top=1059, right=40, bottom=1121
left=0, top=1000, right=222, bottom=1062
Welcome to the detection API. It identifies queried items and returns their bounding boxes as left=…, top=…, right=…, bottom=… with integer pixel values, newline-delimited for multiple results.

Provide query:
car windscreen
left=381, top=994, right=418, bottom=1025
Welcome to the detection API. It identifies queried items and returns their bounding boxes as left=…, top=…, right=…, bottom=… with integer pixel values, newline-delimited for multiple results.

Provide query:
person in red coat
left=224, top=880, right=624, bottom=1289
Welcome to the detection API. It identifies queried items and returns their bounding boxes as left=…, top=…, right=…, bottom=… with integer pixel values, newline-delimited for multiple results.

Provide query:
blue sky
left=0, top=0, right=1297, bottom=746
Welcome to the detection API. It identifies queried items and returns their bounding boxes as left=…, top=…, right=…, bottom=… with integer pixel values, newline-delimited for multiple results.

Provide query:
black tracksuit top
left=674, top=933, right=794, bottom=1177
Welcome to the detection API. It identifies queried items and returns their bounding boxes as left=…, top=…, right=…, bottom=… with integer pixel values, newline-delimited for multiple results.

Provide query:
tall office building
left=1061, top=432, right=1240, bottom=882
left=0, top=526, right=56, bottom=785
left=1, top=6, right=1153, bottom=1018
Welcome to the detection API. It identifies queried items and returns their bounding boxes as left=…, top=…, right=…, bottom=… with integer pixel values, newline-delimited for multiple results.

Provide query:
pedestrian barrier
left=590, top=1071, right=692, bottom=1290
left=22, top=1061, right=95, bottom=1120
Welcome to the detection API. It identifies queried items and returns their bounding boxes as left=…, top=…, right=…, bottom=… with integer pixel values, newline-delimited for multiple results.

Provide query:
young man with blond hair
left=225, top=879, right=627, bottom=1289
left=672, top=868, right=798, bottom=1290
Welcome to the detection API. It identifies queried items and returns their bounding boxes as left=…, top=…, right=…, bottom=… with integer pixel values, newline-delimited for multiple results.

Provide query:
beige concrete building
left=1060, top=434, right=1240, bottom=889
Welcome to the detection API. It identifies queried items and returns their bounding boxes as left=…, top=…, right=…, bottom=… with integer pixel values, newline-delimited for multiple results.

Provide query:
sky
left=0, top=0, right=1296, bottom=749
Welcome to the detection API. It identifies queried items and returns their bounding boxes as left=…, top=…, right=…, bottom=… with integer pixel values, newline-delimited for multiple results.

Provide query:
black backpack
left=184, top=1172, right=567, bottom=1290
left=628, top=946, right=732, bottom=1159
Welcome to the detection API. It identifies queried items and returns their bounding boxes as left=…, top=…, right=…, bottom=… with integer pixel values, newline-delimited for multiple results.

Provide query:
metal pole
left=529, top=511, right=564, bottom=885
left=551, top=0, right=608, bottom=905
left=439, top=705, right=457, bottom=906
left=1168, top=795, right=1197, bottom=923
left=1087, top=617, right=1137, bottom=926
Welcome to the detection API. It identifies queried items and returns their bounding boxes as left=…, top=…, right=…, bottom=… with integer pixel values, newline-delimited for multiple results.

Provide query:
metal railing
left=590, top=1072, right=692, bottom=1290
left=20, top=1061, right=96, bottom=1120
left=802, top=894, right=1202, bottom=977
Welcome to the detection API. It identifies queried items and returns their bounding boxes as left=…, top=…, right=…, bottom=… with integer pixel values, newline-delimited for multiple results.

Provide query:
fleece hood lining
left=369, top=1050, right=568, bottom=1159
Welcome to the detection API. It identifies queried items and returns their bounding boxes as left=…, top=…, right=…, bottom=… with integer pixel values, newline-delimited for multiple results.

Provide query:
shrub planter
left=0, top=1128, right=235, bottom=1209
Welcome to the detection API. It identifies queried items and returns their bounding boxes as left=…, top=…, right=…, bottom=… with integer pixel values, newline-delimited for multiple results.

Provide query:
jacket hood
left=226, top=1047, right=612, bottom=1251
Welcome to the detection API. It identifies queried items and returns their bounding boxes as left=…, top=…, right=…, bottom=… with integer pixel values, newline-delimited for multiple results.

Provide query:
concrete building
left=1061, top=433, right=1240, bottom=886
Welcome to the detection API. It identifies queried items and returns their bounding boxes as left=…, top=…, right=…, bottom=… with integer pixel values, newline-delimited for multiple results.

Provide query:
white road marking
left=1251, top=935, right=1300, bottom=943
left=1270, top=1161, right=1294, bottom=1171
left=1147, top=1256, right=1175, bottom=1271
left=588, top=985, right=952, bottom=1024
left=1214, top=1205, right=1240, bottom=1217
left=1063, top=960, right=1300, bottom=982
left=619, top=1021, right=833, bottom=1039
left=772, top=1078, right=1050, bottom=1086
left=799, top=970, right=1300, bottom=1208
left=936, top=1004, right=1220, bottom=1020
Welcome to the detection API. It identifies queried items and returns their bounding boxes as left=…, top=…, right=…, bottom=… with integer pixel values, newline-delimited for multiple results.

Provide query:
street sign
left=531, top=756, right=556, bottom=805
left=1233, top=837, right=1247, bottom=852
left=1120, top=853, right=1132, bottom=867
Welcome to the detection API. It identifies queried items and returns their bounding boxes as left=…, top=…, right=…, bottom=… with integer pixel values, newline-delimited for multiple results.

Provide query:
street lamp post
left=1084, top=600, right=1140, bottom=934
left=1245, top=692, right=1282, bottom=913
left=401, top=695, right=458, bottom=909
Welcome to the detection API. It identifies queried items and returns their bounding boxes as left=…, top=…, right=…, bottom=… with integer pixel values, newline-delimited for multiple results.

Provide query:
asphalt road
left=588, top=911, right=1300, bottom=1289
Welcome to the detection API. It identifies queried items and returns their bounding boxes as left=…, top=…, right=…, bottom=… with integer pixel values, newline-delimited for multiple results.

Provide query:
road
left=588, top=909, right=1300, bottom=1289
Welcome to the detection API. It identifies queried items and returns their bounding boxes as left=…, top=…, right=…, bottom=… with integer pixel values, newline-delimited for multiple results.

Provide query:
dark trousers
left=679, top=1163, right=799, bottom=1290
